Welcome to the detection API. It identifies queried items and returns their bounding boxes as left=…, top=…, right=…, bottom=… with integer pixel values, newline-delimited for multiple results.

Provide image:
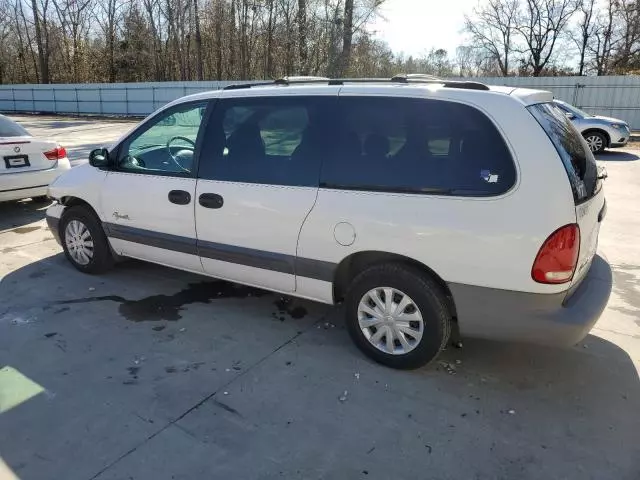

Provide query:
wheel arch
left=60, top=196, right=101, bottom=220
left=332, top=250, right=457, bottom=318
left=582, top=128, right=610, bottom=147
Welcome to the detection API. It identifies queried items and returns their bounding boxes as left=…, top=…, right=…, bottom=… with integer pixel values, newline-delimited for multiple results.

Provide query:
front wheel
left=60, top=206, right=114, bottom=274
left=583, top=132, right=606, bottom=153
left=345, top=263, right=451, bottom=369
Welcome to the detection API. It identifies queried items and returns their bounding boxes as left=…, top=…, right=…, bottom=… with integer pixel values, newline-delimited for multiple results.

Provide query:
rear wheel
left=583, top=132, right=606, bottom=153
left=345, top=263, right=451, bottom=369
left=60, top=206, right=113, bottom=274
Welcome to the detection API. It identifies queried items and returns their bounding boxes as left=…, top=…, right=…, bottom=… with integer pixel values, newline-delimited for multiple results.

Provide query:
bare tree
left=95, top=0, right=125, bottom=82
left=589, top=0, right=617, bottom=74
left=515, top=0, right=579, bottom=76
left=464, top=0, right=519, bottom=76
left=52, top=0, right=93, bottom=82
left=30, top=0, right=52, bottom=83
left=572, top=0, right=597, bottom=75
left=610, top=0, right=640, bottom=72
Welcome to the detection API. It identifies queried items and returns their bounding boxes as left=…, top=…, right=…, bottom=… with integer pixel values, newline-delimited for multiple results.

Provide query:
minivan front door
left=195, top=94, right=336, bottom=292
left=102, top=101, right=209, bottom=272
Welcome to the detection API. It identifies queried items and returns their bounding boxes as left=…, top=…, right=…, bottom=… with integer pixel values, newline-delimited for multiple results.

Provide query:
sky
left=370, top=0, right=480, bottom=57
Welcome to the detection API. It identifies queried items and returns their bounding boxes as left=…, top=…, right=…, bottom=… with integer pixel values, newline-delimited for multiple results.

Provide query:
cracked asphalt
left=0, top=115, right=639, bottom=480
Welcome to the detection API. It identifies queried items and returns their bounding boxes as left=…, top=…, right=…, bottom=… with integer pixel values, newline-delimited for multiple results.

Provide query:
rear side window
left=528, top=103, right=599, bottom=203
left=320, top=97, right=516, bottom=196
left=199, top=96, right=334, bottom=187
left=0, top=115, right=30, bottom=137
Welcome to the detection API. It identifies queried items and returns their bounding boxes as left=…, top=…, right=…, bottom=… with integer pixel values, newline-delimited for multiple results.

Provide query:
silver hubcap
left=357, top=287, right=424, bottom=355
left=64, top=220, right=94, bottom=266
left=586, top=135, right=603, bottom=152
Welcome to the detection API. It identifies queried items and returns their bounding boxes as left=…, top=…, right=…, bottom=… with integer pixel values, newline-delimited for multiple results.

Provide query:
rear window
left=528, top=103, right=599, bottom=203
left=0, top=115, right=30, bottom=137
left=320, top=97, right=516, bottom=196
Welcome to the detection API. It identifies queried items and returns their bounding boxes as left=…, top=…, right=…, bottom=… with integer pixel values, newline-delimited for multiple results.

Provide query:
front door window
left=118, top=103, right=207, bottom=175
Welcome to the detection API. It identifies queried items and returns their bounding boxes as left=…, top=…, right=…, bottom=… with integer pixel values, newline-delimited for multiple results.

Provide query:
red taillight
left=44, top=146, right=66, bottom=161
left=532, top=224, right=580, bottom=284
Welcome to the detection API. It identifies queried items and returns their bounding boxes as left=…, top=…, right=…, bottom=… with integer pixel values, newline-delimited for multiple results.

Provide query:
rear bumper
left=450, top=253, right=612, bottom=347
left=0, top=158, right=71, bottom=202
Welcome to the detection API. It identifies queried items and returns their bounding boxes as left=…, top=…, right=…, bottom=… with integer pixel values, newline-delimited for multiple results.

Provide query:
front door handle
left=168, top=190, right=191, bottom=205
left=199, top=193, right=224, bottom=209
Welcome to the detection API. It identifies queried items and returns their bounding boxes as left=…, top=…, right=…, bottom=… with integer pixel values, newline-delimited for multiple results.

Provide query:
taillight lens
left=44, top=146, right=66, bottom=161
left=532, top=224, right=580, bottom=284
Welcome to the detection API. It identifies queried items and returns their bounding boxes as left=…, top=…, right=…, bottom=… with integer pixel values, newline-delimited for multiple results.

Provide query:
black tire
left=583, top=131, right=607, bottom=153
left=345, top=263, right=451, bottom=370
left=60, top=205, right=114, bottom=274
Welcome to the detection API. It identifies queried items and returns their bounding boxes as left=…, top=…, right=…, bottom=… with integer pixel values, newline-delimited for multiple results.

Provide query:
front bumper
left=45, top=203, right=65, bottom=245
left=609, top=127, right=630, bottom=147
left=450, top=253, right=612, bottom=347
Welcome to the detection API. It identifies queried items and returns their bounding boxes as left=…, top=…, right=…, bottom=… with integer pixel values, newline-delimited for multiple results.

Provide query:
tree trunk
left=215, top=0, right=223, bottom=80
left=265, top=0, right=274, bottom=78
left=340, top=0, right=354, bottom=76
left=297, top=0, right=307, bottom=75
left=193, top=0, right=203, bottom=80
left=30, top=0, right=49, bottom=83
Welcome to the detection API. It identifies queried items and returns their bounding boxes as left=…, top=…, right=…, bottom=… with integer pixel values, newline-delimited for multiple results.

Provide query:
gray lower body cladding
left=449, top=253, right=612, bottom=346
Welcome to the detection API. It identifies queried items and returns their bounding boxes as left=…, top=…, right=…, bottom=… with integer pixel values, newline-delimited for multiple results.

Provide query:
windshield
left=554, top=100, right=592, bottom=118
left=0, top=115, right=30, bottom=137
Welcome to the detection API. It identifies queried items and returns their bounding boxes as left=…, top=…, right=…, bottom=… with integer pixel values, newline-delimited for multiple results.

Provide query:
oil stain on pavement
left=53, top=281, right=268, bottom=322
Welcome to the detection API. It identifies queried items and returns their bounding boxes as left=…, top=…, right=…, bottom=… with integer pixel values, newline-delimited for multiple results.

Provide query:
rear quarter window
left=320, top=97, right=516, bottom=196
left=0, top=116, right=30, bottom=137
left=528, top=103, right=599, bottom=203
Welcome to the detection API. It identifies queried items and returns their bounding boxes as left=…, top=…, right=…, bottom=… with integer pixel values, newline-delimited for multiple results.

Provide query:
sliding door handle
left=199, top=193, right=224, bottom=209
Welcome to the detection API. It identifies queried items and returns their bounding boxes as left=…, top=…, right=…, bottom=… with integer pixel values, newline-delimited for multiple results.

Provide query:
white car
left=0, top=114, right=71, bottom=202
left=45, top=77, right=612, bottom=369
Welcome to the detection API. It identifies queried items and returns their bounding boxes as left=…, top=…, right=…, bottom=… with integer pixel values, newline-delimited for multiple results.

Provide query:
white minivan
left=45, top=77, right=612, bottom=369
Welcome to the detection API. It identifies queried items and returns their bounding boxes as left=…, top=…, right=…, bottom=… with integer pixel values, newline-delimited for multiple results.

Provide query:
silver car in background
left=553, top=99, right=630, bottom=153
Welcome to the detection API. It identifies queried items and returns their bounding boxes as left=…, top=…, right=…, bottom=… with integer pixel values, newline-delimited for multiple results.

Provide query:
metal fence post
left=125, top=87, right=129, bottom=115
left=152, top=86, right=156, bottom=110
left=11, top=87, right=15, bottom=112
left=75, top=88, right=79, bottom=115
left=99, top=87, right=103, bottom=115
left=31, top=88, right=35, bottom=112
left=52, top=88, right=57, bottom=113
left=572, top=83, right=585, bottom=107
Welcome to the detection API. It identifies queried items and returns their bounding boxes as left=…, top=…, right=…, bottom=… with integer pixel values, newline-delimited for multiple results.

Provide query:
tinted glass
left=199, top=96, right=334, bottom=187
left=118, top=102, right=207, bottom=175
left=0, top=115, right=30, bottom=137
left=320, top=97, right=516, bottom=196
left=529, top=102, right=599, bottom=203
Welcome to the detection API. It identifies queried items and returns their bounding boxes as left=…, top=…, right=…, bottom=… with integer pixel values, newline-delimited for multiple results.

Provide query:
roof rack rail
left=391, top=73, right=490, bottom=90
left=222, top=75, right=490, bottom=91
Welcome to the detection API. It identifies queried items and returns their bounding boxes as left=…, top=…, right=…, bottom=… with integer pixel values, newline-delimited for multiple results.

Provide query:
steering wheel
left=166, top=136, right=196, bottom=172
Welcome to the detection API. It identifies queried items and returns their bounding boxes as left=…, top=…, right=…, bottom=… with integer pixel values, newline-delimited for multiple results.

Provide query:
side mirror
left=565, top=112, right=576, bottom=120
left=89, top=148, right=109, bottom=168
